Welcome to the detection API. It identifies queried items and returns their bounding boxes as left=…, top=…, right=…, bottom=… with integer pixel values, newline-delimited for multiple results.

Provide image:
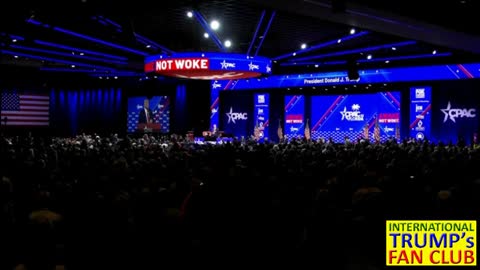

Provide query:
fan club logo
left=386, top=220, right=476, bottom=266
left=226, top=107, right=248, bottom=124
left=340, top=104, right=364, bottom=121
left=441, top=102, right=476, bottom=123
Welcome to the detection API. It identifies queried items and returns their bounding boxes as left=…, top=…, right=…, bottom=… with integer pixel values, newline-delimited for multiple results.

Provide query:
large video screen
left=310, top=92, right=401, bottom=142
left=284, top=95, right=305, bottom=140
left=127, top=96, right=170, bottom=133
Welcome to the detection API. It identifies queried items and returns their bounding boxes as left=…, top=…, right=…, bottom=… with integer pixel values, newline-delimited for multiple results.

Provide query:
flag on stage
left=363, top=123, right=369, bottom=140
left=304, top=118, right=311, bottom=140
left=1, top=92, right=50, bottom=126
left=395, top=123, right=400, bottom=140
left=253, top=120, right=260, bottom=141
left=277, top=119, right=283, bottom=140
left=374, top=116, right=380, bottom=142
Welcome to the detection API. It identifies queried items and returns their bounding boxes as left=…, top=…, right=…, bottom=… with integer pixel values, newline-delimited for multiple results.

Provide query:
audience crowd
left=1, top=133, right=479, bottom=269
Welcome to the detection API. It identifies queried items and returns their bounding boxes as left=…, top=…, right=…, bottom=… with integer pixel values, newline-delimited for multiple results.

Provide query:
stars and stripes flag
left=1, top=92, right=50, bottom=126
left=277, top=119, right=283, bottom=141
left=374, top=117, right=380, bottom=142
left=304, top=118, right=311, bottom=140
left=395, top=123, right=400, bottom=140
left=363, top=123, right=369, bottom=140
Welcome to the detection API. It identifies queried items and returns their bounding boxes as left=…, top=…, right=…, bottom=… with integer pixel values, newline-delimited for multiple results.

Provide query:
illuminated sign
left=145, top=52, right=272, bottom=80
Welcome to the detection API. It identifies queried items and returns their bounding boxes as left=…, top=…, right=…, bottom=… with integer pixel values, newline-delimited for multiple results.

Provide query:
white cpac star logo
left=441, top=101, right=476, bottom=123
left=266, top=65, right=271, bottom=73
left=220, top=60, right=235, bottom=69
left=248, top=62, right=259, bottom=71
left=226, top=107, right=247, bottom=124
left=211, top=107, right=218, bottom=115
left=212, top=81, right=221, bottom=89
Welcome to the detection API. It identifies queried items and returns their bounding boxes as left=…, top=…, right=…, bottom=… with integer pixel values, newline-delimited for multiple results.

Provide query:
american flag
left=374, top=117, right=380, bottom=142
left=1, top=92, right=50, bottom=126
left=304, top=118, right=311, bottom=140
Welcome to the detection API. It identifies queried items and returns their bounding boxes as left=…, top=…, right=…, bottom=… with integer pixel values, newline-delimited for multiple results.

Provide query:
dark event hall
left=1, top=0, right=479, bottom=269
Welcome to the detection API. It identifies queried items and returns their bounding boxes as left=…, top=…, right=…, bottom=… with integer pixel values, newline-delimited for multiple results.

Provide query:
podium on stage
left=137, top=123, right=161, bottom=133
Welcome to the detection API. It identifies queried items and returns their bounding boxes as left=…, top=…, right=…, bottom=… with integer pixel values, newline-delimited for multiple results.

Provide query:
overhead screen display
left=310, top=92, right=401, bottom=142
left=127, top=96, right=170, bottom=133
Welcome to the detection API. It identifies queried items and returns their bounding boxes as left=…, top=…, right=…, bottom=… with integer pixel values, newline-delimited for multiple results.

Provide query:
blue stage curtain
left=50, top=88, right=123, bottom=136
left=174, top=84, right=188, bottom=133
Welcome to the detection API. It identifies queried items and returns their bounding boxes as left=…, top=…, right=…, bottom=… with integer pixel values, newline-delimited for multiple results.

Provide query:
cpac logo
left=212, top=81, right=222, bottom=89
left=290, top=126, right=299, bottom=132
left=384, top=127, right=394, bottom=132
left=340, top=104, right=364, bottom=121
left=220, top=60, right=236, bottom=69
left=441, top=102, right=476, bottom=123
left=266, top=65, right=271, bottom=73
left=248, top=62, right=259, bottom=71
left=136, top=104, right=143, bottom=110
left=226, top=107, right=248, bottom=124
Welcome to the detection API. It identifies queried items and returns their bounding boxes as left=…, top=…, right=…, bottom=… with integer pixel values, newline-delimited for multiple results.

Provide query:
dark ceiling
left=1, top=0, right=479, bottom=79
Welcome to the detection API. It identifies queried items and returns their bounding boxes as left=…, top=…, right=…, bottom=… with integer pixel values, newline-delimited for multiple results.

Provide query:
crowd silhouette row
left=1, top=134, right=479, bottom=269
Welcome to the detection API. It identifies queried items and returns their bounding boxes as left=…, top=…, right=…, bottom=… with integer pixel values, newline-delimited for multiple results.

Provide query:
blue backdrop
left=284, top=95, right=305, bottom=139
left=432, top=88, right=479, bottom=144
left=220, top=92, right=252, bottom=138
left=50, top=88, right=122, bottom=135
left=311, top=92, right=401, bottom=142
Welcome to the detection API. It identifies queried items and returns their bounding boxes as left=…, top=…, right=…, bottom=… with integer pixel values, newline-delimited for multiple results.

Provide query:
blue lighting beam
left=273, top=31, right=370, bottom=61
left=254, top=11, right=276, bottom=57
left=280, top=52, right=452, bottom=66
left=26, top=19, right=148, bottom=56
left=290, top=40, right=417, bottom=62
left=134, top=33, right=175, bottom=54
left=10, top=44, right=129, bottom=65
left=193, top=11, right=225, bottom=51
left=33, top=40, right=128, bottom=61
left=247, top=10, right=266, bottom=57
left=1, top=49, right=116, bottom=71
left=52, top=26, right=148, bottom=56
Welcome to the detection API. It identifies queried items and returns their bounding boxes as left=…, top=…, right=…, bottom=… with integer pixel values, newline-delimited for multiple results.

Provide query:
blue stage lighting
left=254, top=11, right=276, bottom=57
left=0, top=49, right=116, bottom=70
left=52, top=27, right=148, bottom=56
left=273, top=31, right=369, bottom=61
left=247, top=10, right=266, bottom=56
left=33, top=40, right=128, bottom=61
left=10, top=45, right=129, bottom=65
left=290, top=41, right=417, bottom=62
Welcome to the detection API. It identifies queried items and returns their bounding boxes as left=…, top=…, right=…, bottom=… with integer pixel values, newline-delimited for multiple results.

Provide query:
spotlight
left=350, top=28, right=356, bottom=34
left=204, top=33, right=209, bottom=38
left=210, top=20, right=220, bottom=30
left=301, top=43, right=307, bottom=49
left=187, top=11, right=193, bottom=18
left=224, top=40, right=231, bottom=47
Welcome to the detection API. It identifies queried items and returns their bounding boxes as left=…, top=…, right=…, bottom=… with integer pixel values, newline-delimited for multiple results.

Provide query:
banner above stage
left=145, top=52, right=272, bottom=80
left=210, top=63, right=480, bottom=90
